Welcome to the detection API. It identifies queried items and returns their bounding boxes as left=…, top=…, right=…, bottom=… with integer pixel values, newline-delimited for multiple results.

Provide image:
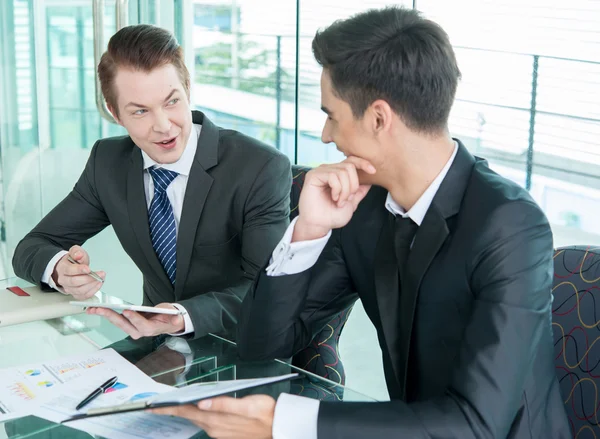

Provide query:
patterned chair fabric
left=289, top=165, right=355, bottom=393
left=552, top=245, right=600, bottom=439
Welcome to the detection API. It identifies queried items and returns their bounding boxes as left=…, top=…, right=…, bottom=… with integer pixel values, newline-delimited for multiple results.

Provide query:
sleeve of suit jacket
left=177, top=153, right=292, bottom=339
left=12, top=141, right=110, bottom=288
left=237, top=227, right=359, bottom=360
left=315, top=200, right=555, bottom=439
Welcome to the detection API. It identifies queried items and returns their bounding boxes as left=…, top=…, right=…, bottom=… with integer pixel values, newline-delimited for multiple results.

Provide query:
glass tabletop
left=0, top=278, right=376, bottom=439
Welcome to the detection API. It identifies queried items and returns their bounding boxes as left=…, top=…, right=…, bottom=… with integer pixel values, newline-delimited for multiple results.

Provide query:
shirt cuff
left=273, top=393, right=319, bottom=439
left=168, top=303, right=194, bottom=336
left=42, top=250, right=69, bottom=293
left=266, top=217, right=331, bottom=277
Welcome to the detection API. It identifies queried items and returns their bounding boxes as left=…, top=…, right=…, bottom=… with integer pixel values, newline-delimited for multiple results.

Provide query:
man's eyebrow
left=162, top=89, right=178, bottom=103
left=125, top=90, right=179, bottom=109
left=321, top=105, right=333, bottom=115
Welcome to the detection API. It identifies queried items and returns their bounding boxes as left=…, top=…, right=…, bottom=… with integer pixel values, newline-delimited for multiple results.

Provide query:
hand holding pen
left=51, top=245, right=106, bottom=300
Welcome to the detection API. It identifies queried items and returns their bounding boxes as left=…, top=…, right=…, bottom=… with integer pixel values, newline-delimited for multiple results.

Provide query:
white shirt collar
left=141, top=124, right=201, bottom=176
left=385, top=141, right=459, bottom=226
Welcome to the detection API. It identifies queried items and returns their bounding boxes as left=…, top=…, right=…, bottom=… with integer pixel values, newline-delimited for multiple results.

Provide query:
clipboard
left=61, top=373, right=300, bottom=423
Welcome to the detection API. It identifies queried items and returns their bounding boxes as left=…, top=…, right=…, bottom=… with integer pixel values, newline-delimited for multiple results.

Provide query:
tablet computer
left=69, top=302, right=183, bottom=316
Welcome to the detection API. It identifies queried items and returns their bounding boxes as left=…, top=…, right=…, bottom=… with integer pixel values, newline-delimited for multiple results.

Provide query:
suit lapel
left=127, top=148, right=173, bottom=293
left=389, top=140, right=477, bottom=398
left=174, top=111, right=219, bottom=298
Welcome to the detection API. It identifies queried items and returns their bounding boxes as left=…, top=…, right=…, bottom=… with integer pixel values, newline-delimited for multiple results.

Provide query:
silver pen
left=67, top=255, right=104, bottom=283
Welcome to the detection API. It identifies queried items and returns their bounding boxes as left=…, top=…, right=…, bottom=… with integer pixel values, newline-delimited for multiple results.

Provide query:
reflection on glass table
left=0, top=278, right=376, bottom=439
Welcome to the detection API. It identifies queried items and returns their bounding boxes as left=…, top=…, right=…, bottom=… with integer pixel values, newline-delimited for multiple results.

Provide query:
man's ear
left=107, top=104, right=122, bottom=126
left=369, top=99, right=393, bottom=134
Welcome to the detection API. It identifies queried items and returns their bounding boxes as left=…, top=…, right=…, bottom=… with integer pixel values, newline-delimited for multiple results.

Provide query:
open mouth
left=155, top=135, right=178, bottom=150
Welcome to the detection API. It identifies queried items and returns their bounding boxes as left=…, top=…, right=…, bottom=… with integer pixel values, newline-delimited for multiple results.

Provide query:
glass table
left=0, top=278, right=375, bottom=439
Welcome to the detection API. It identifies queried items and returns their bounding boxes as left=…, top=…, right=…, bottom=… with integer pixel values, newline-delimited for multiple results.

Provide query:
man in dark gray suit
left=150, top=6, right=571, bottom=439
left=12, top=24, right=291, bottom=340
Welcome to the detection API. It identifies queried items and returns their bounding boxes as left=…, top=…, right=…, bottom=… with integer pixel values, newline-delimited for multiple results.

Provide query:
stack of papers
left=0, top=347, right=299, bottom=439
left=0, top=348, right=200, bottom=439
left=0, top=349, right=127, bottom=421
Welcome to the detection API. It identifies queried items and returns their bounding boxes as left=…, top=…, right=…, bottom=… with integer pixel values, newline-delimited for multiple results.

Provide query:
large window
left=417, top=0, right=600, bottom=247
left=191, top=0, right=298, bottom=159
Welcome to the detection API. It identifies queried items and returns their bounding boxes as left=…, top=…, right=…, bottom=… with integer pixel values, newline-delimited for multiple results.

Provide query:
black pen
left=75, top=376, right=118, bottom=411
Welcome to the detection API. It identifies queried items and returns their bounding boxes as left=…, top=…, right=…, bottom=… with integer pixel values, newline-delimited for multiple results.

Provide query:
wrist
left=51, top=269, right=62, bottom=288
left=51, top=254, right=68, bottom=288
left=292, top=218, right=331, bottom=243
left=175, top=317, right=186, bottom=333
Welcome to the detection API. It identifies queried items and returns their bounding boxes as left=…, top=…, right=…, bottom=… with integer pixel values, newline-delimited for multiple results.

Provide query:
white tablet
left=69, top=301, right=183, bottom=316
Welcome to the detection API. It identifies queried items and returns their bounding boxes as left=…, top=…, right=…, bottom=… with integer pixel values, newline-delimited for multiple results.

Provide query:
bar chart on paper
left=0, top=349, right=125, bottom=421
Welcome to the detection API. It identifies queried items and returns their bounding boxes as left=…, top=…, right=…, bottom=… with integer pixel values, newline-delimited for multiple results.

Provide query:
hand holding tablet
left=69, top=302, right=183, bottom=316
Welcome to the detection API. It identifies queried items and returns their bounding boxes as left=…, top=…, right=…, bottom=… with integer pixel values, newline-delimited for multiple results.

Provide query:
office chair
left=552, top=245, right=600, bottom=438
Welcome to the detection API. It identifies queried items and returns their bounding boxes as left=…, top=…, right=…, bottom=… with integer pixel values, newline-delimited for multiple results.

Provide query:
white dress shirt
left=269, top=142, right=458, bottom=439
left=42, top=124, right=202, bottom=335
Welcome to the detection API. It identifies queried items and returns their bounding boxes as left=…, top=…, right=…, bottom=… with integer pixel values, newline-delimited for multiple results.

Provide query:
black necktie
left=373, top=213, right=419, bottom=400
left=394, top=216, right=418, bottom=278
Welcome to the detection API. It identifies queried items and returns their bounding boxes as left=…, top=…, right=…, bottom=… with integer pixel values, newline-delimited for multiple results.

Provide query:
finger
left=70, top=281, right=102, bottom=300
left=151, top=304, right=182, bottom=327
left=69, top=245, right=90, bottom=265
left=61, top=260, right=93, bottom=277
left=92, top=308, right=143, bottom=338
left=335, top=167, right=351, bottom=207
left=88, top=307, right=120, bottom=318
left=151, top=406, right=236, bottom=438
left=306, top=165, right=338, bottom=187
left=350, top=185, right=372, bottom=211
left=150, top=405, right=203, bottom=422
left=68, top=245, right=83, bottom=258
left=60, top=272, right=98, bottom=288
left=198, top=396, right=253, bottom=416
left=170, top=315, right=184, bottom=327
left=150, top=405, right=195, bottom=417
left=155, top=303, right=177, bottom=311
left=327, top=173, right=342, bottom=202
left=342, top=162, right=359, bottom=196
left=344, top=156, right=376, bottom=174
left=121, top=310, right=154, bottom=333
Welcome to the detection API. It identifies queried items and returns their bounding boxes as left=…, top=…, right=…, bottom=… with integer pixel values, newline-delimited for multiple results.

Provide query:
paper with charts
left=0, top=348, right=127, bottom=421
left=1, top=348, right=201, bottom=439
left=34, top=364, right=201, bottom=439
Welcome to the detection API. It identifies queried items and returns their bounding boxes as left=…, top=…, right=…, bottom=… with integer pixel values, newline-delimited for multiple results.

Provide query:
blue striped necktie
left=148, top=167, right=178, bottom=285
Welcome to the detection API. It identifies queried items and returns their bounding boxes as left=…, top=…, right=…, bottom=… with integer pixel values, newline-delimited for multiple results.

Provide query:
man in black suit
left=12, top=24, right=291, bottom=340
left=150, top=6, right=570, bottom=439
